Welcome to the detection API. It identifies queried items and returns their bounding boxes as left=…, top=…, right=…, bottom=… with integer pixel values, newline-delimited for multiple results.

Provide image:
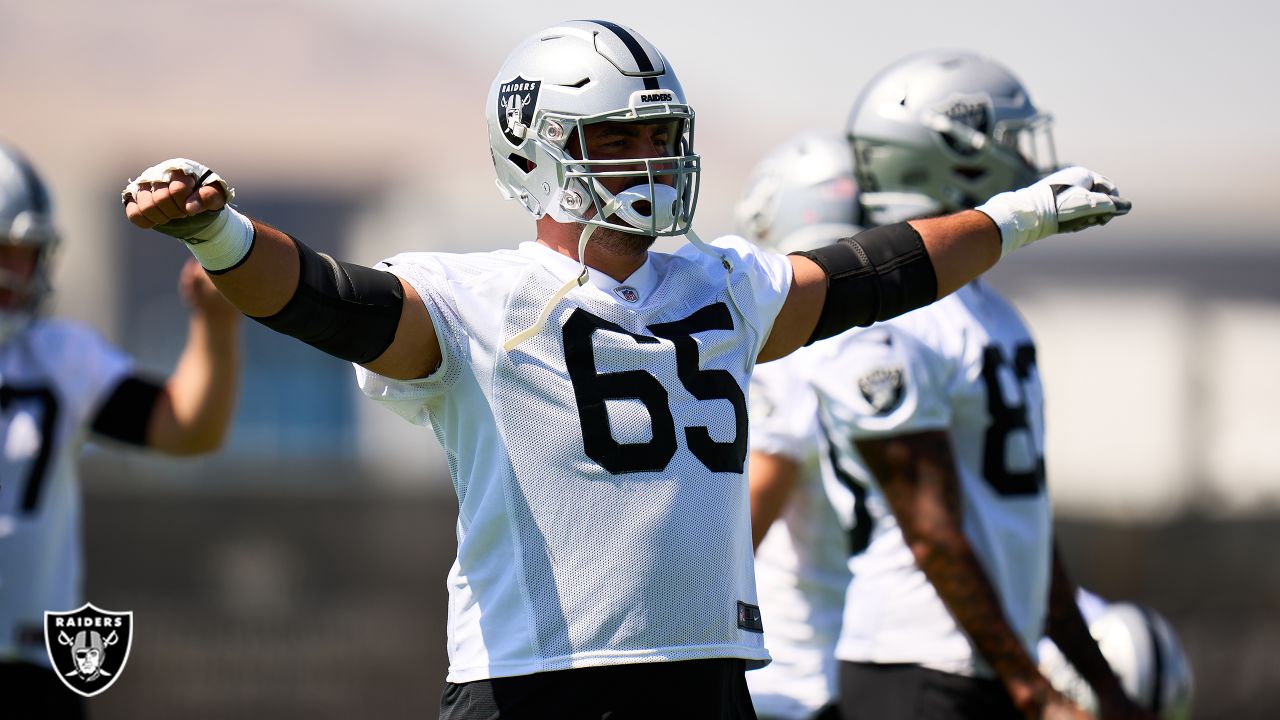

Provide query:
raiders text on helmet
left=846, top=51, right=1057, bottom=224
left=487, top=20, right=699, bottom=236
left=0, top=144, right=59, bottom=341
left=734, top=129, right=862, bottom=254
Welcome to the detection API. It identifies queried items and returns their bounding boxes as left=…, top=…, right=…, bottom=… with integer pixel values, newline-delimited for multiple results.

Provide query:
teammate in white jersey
left=0, top=144, right=241, bottom=717
left=737, top=130, right=861, bottom=720
left=794, top=52, right=1150, bottom=719
left=119, top=21, right=1130, bottom=719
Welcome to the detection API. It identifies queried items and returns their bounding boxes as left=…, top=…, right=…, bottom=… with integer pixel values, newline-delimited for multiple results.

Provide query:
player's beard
left=589, top=225, right=656, bottom=257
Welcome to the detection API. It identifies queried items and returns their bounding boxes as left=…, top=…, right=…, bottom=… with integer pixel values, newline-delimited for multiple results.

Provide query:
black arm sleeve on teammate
left=253, top=237, right=404, bottom=364
left=792, top=222, right=938, bottom=344
left=90, top=376, right=165, bottom=447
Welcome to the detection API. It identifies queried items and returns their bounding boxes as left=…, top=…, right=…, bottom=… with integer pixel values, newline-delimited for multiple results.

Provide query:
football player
left=120, top=22, right=1128, bottom=718
left=0, top=143, right=241, bottom=717
left=737, top=130, right=861, bottom=720
left=771, top=52, right=1150, bottom=719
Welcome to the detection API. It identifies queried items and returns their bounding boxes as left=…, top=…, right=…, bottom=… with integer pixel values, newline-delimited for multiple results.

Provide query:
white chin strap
left=503, top=223, right=596, bottom=352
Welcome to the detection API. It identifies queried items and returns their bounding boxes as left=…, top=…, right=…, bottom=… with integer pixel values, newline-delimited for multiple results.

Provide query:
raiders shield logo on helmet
left=44, top=603, right=134, bottom=697
left=936, top=94, right=993, bottom=156
left=496, top=76, right=542, bottom=147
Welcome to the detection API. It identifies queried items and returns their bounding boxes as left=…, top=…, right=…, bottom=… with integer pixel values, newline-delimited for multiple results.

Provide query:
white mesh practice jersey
left=747, top=353, right=850, bottom=719
left=0, top=321, right=132, bottom=666
left=355, top=238, right=792, bottom=683
left=801, top=282, right=1052, bottom=678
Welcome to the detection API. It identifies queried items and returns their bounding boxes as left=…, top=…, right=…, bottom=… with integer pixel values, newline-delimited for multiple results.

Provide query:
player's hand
left=976, top=165, right=1131, bottom=258
left=1042, top=692, right=1094, bottom=720
left=1041, top=166, right=1131, bottom=234
left=178, top=258, right=239, bottom=323
left=1009, top=679, right=1093, bottom=720
left=122, top=159, right=232, bottom=238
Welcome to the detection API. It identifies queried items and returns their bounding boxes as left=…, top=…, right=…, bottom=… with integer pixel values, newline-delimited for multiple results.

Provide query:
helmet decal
left=496, top=77, right=542, bottom=148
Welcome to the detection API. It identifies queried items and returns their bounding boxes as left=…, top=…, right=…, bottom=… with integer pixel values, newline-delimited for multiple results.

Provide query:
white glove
left=976, top=166, right=1132, bottom=258
left=122, top=158, right=253, bottom=271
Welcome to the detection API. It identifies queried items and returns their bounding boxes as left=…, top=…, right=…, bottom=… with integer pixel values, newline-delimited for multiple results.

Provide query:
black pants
left=0, top=661, right=88, bottom=720
left=838, top=662, right=1020, bottom=720
left=441, top=658, right=758, bottom=720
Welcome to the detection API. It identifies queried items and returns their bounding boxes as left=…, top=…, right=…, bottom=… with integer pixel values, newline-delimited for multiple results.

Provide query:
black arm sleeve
left=90, top=376, right=165, bottom=447
left=253, top=237, right=405, bottom=364
left=791, top=222, right=938, bottom=344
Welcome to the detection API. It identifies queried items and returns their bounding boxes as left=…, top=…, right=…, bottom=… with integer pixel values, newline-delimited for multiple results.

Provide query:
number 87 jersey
left=355, top=237, right=792, bottom=683
left=800, top=280, right=1053, bottom=678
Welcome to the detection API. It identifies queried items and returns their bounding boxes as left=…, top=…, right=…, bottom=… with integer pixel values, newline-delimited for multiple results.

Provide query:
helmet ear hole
left=508, top=155, right=536, bottom=175
left=953, top=166, right=987, bottom=181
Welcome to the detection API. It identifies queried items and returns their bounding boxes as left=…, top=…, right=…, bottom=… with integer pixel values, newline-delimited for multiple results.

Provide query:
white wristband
left=185, top=206, right=255, bottom=272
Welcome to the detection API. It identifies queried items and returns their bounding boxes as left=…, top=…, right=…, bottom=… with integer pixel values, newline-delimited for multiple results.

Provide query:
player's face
left=0, top=243, right=39, bottom=310
left=574, top=120, right=680, bottom=193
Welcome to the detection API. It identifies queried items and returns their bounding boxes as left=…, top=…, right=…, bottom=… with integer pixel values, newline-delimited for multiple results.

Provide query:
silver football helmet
left=0, top=144, right=58, bottom=341
left=847, top=51, right=1056, bottom=225
left=734, top=130, right=862, bottom=254
left=487, top=20, right=698, bottom=237
left=1040, top=602, right=1194, bottom=719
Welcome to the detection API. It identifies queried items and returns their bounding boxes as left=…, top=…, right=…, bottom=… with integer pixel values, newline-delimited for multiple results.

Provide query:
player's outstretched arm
left=858, top=430, right=1090, bottom=720
left=122, top=159, right=440, bottom=381
left=141, top=259, right=241, bottom=455
left=759, top=167, right=1130, bottom=361
left=1045, top=545, right=1158, bottom=720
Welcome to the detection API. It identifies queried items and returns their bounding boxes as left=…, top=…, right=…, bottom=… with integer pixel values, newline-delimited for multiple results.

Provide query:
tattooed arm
left=1045, top=545, right=1156, bottom=720
left=857, top=431, right=1087, bottom=720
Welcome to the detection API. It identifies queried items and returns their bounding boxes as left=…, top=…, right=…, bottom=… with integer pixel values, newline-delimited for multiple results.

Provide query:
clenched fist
left=123, top=158, right=232, bottom=231
left=122, top=159, right=253, bottom=272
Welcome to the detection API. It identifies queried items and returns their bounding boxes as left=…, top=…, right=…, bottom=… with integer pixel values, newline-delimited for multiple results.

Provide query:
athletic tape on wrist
left=181, top=207, right=256, bottom=272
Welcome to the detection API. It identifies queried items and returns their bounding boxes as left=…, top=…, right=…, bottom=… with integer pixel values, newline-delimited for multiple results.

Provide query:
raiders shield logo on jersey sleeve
left=858, top=367, right=905, bottom=415
left=44, top=603, right=133, bottom=697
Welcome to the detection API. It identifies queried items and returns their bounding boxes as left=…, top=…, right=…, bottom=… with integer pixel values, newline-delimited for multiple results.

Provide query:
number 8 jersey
left=356, top=237, right=792, bottom=683
left=801, top=281, right=1052, bottom=679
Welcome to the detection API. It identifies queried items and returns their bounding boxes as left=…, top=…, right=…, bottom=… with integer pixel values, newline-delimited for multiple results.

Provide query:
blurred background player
left=744, top=52, right=1146, bottom=719
left=736, top=129, right=861, bottom=720
left=0, top=143, right=241, bottom=718
left=826, top=50, right=1146, bottom=720
left=1040, top=589, right=1194, bottom=719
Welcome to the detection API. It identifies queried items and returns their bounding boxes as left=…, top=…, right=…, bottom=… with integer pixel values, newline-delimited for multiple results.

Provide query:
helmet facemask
left=511, top=103, right=699, bottom=237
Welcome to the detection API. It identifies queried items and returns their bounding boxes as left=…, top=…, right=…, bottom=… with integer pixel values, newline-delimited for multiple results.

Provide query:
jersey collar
left=520, top=241, right=659, bottom=306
